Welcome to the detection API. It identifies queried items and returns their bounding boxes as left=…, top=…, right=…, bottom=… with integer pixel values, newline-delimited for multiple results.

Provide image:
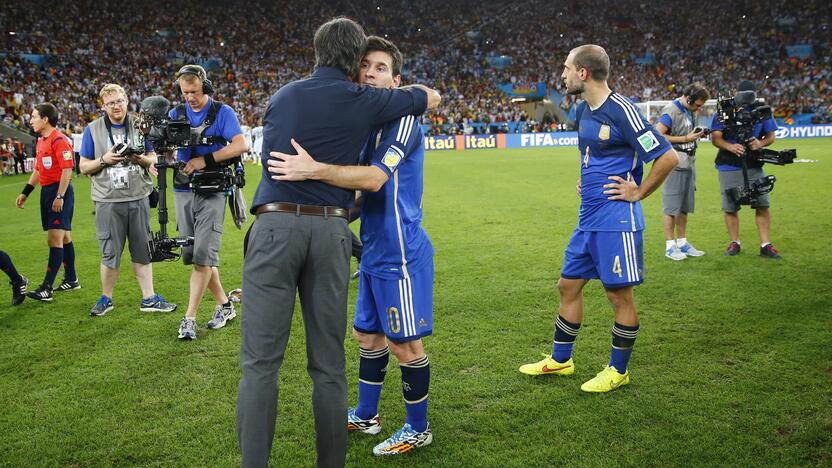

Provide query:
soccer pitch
left=0, top=139, right=829, bottom=466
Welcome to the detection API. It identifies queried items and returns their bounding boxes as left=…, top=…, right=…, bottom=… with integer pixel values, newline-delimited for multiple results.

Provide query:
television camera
left=714, top=90, right=796, bottom=205
left=136, top=95, right=246, bottom=262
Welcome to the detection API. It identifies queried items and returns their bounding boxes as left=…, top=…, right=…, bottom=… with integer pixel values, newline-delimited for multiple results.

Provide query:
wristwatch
left=99, top=157, right=108, bottom=167
left=56, top=193, right=64, bottom=200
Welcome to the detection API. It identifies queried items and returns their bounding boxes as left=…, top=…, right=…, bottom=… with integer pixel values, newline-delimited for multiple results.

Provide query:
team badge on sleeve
left=382, top=146, right=404, bottom=171
left=63, top=150, right=73, bottom=161
left=637, top=132, right=659, bottom=152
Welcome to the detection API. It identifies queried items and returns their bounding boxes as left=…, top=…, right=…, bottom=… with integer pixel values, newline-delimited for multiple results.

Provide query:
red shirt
left=35, top=129, right=74, bottom=186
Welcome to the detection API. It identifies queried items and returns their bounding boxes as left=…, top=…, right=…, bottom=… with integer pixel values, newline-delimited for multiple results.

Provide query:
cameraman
left=710, top=80, right=781, bottom=259
left=169, top=64, right=248, bottom=340
left=79, top=84, right=177, bottom=316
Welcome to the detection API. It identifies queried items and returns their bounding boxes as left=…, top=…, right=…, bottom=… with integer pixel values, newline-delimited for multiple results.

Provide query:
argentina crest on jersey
left=598, top=124, right=611, bottom=141
left=382, top=146, right=404, bottom=171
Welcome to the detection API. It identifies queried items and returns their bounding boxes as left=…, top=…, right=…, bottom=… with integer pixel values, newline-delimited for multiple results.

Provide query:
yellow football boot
left=518, top=355, right=575, bottom=376
left=580, top=366, right=630, bottom=392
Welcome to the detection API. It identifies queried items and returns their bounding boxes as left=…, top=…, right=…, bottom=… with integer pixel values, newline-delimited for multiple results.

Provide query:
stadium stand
left=1, top=0, right=829, bottom=136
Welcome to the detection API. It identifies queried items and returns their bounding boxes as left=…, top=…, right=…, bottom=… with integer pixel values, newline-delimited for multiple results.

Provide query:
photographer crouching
left=169, top=65, right=249, bottom=340
left=79, top=84, right=177, bottom=316
left=710, top=80, right=782, bottom=259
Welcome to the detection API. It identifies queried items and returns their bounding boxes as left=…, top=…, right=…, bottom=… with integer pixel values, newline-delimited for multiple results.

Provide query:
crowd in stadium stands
left=1, top=0, right=829, bottom=138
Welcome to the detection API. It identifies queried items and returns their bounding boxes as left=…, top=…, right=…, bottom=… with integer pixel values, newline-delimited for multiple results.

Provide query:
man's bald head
left=569, top=45, right=610, bottom=82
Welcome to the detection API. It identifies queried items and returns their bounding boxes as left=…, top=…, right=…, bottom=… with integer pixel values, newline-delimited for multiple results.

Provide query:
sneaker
left=177, top=317, right=197, bottom=340
left=347, top=408, right=382, bottom=435
left=518, top=354, right=575, bottom=376
left=724, top=241, right=741, bottom=257
left=580, top=365, right=630, bottom=393
left=759, top=244, right=782, bottom=260
left=54, top=279, right=81, bottom=292
left=26, top=284, right=54, bottom=302
left=10, top=275, right=28, bottom=306
left=665, top=244, right=687, bottom=261
left=206, top=303, right=236, bottom=329
left=373, top=423, right=432, bottom=456
left=140, top=294, right=177, bottom=313
left=90, top=295, right=114, bottom=317
left=227, top=288, right=242, bottom=304
left=679, top=242, right=705, bottom=257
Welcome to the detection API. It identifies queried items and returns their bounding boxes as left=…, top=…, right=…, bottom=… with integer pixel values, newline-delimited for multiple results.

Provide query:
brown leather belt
left=254, top=202, right=348, bottom=220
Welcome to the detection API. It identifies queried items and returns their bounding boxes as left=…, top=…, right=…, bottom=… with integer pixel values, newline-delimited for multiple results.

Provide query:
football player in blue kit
left=268, top=36, right=434, bottom=455
left=520, top=44, right=678, bottom=392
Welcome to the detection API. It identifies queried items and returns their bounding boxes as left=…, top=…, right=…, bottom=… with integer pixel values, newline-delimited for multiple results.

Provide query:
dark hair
left=365, top=35, right=403, bottom=77
left=571, top=44, right=610, bottom=81
left=314, top=17, right=367, bottom=78
left=685, top=82, right=710, bottom=102
left=34, top=103, right=59, bottom=127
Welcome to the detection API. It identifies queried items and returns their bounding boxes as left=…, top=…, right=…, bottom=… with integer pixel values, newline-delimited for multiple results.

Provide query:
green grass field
left=0, top=138, right=830, bottom=467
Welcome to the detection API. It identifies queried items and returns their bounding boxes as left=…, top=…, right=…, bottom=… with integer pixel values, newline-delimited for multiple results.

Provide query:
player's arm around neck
left=268, top=138, right=389, bottom=192
left=400, top=84, right=441, bottom=110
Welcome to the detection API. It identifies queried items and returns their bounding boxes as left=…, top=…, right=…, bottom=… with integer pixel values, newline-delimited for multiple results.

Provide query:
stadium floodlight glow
left=220, top=41, right=225, bottom=46
left=9, top=31, right=16, bottom=35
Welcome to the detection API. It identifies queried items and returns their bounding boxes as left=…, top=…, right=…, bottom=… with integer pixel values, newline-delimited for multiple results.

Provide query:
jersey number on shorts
left=612, top=255, right=623, bottom=278
left=388, top=306, right=401, bottom=333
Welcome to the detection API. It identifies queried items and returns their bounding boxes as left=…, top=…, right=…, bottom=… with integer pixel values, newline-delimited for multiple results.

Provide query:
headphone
left=684, top=83, right=707, bottom=106
left=173, top=64, right=214, bottom=95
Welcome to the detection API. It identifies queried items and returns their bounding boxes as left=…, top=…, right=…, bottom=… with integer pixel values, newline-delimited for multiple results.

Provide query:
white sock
left=733, top=240, right=741, bottom=245
left=761, top=242, right=771, bottom=248
left=678, top=237, right=688, bottom=247
left=666, top=240, right=676, bottom=249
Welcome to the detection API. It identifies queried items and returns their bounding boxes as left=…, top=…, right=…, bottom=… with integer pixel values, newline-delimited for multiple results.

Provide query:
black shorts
left=40, top=183, right=74, bottom=231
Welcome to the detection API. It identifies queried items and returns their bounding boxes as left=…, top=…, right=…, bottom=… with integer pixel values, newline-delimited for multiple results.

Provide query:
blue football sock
left=356, top=346, right=389, bottom=420
left=43, top=247, right=63, bottom=288
left=62, top=242, right=77, bottom=282
left=0, top=250, right=23, bottom=284
left=609, top=322, right=639, bottom=373
left=401, top=355, right=429, bottom=433
left=552, top=315, right=581, bottom=363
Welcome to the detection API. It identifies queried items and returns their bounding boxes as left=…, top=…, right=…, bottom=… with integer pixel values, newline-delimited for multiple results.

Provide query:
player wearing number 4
left=520, top=45, right=678, bottom=392
left=268, top=36, right=434, bottom=455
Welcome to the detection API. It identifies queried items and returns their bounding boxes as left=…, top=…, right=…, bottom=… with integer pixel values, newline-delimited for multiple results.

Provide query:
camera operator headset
left=168, top=64, right=249, bottom=339
left=709, top=80, right=781, bottom=259
left=655, top=83, right=711, bottom=260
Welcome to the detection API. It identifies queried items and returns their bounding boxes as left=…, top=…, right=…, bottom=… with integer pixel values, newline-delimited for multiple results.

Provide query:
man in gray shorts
left=655, top=83, right=710, bottom=261
left=170, top=64, right=249, bottom=340
left=710, top=80, right=782, bottom=259
left=79, top=83, right=177, bottom=316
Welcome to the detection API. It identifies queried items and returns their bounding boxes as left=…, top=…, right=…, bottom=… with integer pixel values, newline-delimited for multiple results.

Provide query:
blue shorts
left=561, top=229, right=643, bottom=288
left=40, top=183, right=74, bottom=231
left=354, top=262, right=434, bottom=343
